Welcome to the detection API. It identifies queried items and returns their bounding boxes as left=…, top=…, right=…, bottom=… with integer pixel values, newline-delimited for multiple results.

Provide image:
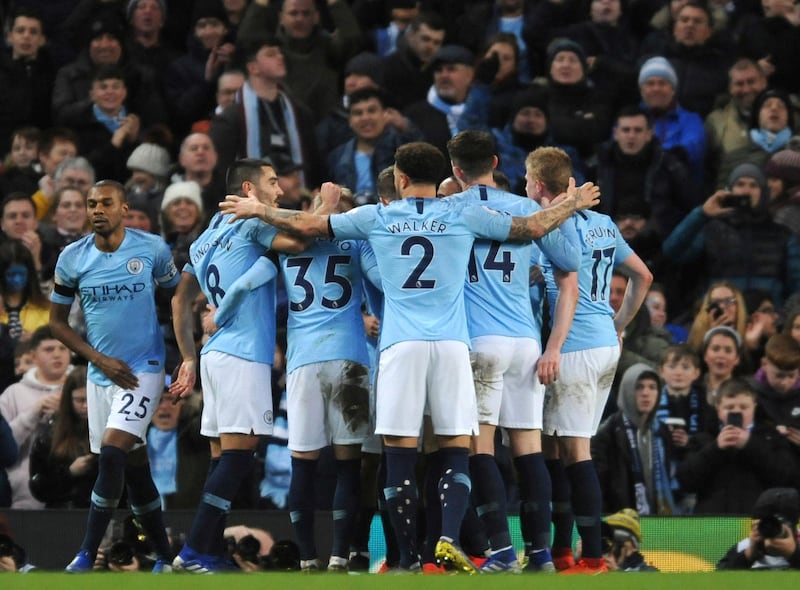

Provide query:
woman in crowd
left=28, top=366, right=96, bottom=508
left=0, top=239, right=50, bottom=342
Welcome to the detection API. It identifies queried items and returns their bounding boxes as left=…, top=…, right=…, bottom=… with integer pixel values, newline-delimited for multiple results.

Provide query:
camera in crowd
left=0, top=534, right=25, bottom=570
left=757, top=514, right=791, bottom=540
left=223, top=534, right=300, bottom=571
left=720, top=193, right=751, bottom=210
left=225, top=534, right=264, bottom=567
left=105, top=540, right=137, bottom=568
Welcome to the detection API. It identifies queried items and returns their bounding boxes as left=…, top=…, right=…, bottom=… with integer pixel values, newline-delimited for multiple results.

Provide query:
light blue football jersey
left=280, top=238, right=369, bottom=373
left=528, top=242, right=547, bottom=337
left=51, top=228, right=179, bottom=386
left=359, top=241, right=384, bottom=377
left=543, top=210, right=634, bottom=353
left=185, top=212, right=279, bottom=364
left=452, top=185, right=580, bottom=339
left=329, top=197, right=511, bottom=350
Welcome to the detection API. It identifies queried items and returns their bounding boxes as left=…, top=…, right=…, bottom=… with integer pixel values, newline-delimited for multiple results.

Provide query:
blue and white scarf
left=750, top=127, right=792, bottom=154
left=93, top=104, right=127, bottom=133
left=427, top=85, right=466, bottom=137
left=241, top=81, right=304, bottom=181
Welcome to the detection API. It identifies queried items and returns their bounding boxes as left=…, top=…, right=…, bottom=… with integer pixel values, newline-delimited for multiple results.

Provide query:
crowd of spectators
left=1, top=0, right=800, bottom=571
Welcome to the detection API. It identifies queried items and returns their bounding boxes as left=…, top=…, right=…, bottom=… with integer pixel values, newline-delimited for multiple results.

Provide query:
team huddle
left=53, top=130, right=651, bottom=575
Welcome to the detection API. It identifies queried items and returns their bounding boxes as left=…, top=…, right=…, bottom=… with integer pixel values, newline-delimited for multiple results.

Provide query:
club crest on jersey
left=263, top=410, right=274, bottom=426
left=126, top=258, right=144, bottom=275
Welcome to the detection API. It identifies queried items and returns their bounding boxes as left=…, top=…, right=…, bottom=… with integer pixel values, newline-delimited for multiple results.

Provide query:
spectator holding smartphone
left=753, top=334, right=800, bottom=469
left=663, top=163, right=800, bottom=310
left=677, top=378, right=799, bottom=514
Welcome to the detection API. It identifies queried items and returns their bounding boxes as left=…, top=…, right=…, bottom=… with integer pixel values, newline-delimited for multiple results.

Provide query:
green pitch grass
left=3, top=571, right=799, bottom=590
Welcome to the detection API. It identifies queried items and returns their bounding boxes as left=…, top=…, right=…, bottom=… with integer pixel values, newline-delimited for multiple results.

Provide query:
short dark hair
left=447, top=130, right=496, bottom=182
left=493, top=169, right=511, bottom=192
left=409, top=11, right=446, bottom=33
left=376, top=165, right=397, bottom=200
left=716, top=377, right=756, bottom=404
left=347, top=87, right=387, bottom=113
left=483, top=32, right=520, bottom=65
left=30, top=326, right=56, bottom=350
left=394, top=142, right=445, bottom=186
left=12, top=6, right=44, bottom=26
left=92, top=65, right=126, bottom=84
left=226, top=158, right=273, bottom=195
left=616, top=104, right=652, bottom=128
left=1, top=192, right=36, bottom=217
left=676, top=0, right=713, bottom=27
left=11, top=126, right=40, bottom=146
left=39, top=128, right=79, bottom=157
left=89, top=180, right=127, bottom=202
left=243, top=35, right=281, bottom=64
left=661, top=344, right=700, bottom=369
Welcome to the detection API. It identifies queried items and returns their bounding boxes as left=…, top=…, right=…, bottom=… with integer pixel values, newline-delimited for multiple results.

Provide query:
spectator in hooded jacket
left=593, top=363, right=680, bottom=514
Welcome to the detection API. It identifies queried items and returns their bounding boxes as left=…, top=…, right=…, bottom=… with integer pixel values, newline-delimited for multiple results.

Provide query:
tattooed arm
left=507, top=178, right=600, bottom=241
left=219, top=182, right=340, bottom=238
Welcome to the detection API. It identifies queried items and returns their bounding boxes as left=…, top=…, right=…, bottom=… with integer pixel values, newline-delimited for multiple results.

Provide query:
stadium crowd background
left=0, top=0, right=800, bottom=572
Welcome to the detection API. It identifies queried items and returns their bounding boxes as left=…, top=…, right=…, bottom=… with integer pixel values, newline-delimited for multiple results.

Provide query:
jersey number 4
left=468, top=241, right=515, bottom=283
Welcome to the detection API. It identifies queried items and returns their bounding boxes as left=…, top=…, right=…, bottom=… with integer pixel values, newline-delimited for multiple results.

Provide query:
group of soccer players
left=50, top=129, right=651, bottom=575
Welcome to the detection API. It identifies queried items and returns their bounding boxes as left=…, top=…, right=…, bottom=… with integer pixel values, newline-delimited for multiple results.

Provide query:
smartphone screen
left=727, top=411, right=743, bottom=428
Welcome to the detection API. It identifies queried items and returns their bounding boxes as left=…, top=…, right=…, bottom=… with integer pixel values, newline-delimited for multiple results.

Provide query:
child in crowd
left=677, top=378, right=798, bottom=514
left=656, top=345, right=705, bottom=440
left=753, top=335, right=800, bottom=450
left=0, top=127, right=41, bottom=197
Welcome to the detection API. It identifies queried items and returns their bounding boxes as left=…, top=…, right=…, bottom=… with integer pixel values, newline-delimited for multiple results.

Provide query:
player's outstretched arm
left=508, top=178, right=600, bottom=241
left=170, top=271, right=202, bottom=399
left=50, top=302, right=139, bottom=390
left=219, top=182, right=341, bottom=239
left=612, top=252, right=653, bottom=337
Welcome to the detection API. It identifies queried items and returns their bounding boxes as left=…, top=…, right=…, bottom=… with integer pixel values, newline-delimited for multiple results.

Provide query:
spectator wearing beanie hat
left=638, top=55, right=705, bottom=187
left=542, top=37, right=614, bottom=159
left=53, top=12, right=168, bottom=130
left=164, top=0, right=235, bottom=136
left=664, top=160, right=800, bottom=306
left=714, top=88, right=795, bottom=189
left=161, top=180, right=204, bottom=271
left=601, top=509, right=658, bottom=571
left=766, top=140, right=800, bottom=236
left=125, top=142, right=171, bottom=234
left=460, top=81, right=586, bottom=193
left=318, top=51, right=408, bottom=158
left=639, top=0, right=731, bottom=118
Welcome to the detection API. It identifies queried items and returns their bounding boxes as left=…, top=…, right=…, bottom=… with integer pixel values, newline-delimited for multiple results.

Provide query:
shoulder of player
left=123, top=227, right=171, bottom=248
left=60, top=233, right=95, bottom=256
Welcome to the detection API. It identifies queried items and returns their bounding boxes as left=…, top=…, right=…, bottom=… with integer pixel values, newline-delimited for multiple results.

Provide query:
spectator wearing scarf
left=593, top=363, right=680, bottom=515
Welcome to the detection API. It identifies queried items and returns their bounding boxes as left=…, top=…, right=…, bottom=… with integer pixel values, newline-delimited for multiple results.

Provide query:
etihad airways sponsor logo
left=80, top=282, right=147, bottom=302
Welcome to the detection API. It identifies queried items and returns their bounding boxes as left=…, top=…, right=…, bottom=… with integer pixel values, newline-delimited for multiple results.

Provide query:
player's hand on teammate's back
left=220, top=194, right=262, bottom=221
left=546, top=178, right=600, bottom=211
left=96, top=355, right=139, bottom=390
left=572, top=179, right=601, bottom=210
